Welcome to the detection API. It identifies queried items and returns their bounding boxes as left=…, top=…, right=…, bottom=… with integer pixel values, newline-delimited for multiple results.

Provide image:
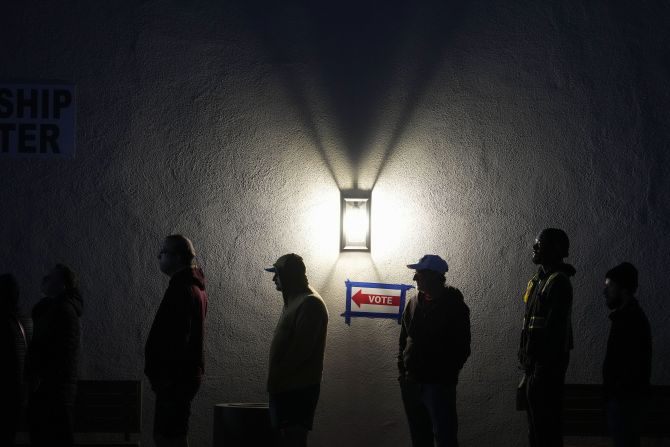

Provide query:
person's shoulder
left=629, top=301, right=650, bottom=324
left=166, top=280, right=196, bottom=300
left=298, top=292, right=328, bottom=320
left=445, top=286, right=464, bottom=299
left=442, top=287, right=469, bottom=317
left=303, top=291, right=327, bottom=310
left=55, top=296, right=83, bottom=319
left=544, top=271, right=573, bottom=295
left=445, top=286, right=467, bottom=306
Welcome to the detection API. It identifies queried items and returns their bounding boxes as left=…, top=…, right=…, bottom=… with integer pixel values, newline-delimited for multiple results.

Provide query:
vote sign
left=343, top=280, right=414, bottom=325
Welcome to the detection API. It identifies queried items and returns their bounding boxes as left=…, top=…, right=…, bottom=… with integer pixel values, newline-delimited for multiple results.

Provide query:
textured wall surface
left=2, top=1, right=669, bottom=446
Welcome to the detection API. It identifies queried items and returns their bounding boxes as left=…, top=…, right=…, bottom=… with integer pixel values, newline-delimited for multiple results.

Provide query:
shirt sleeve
left=450, top=302, right=471, bottom=371
left=398, top=302, right=412, bottom=378
left=533, top=274, right=572, bottom=371
left=271, top=298, right=328, bottom=375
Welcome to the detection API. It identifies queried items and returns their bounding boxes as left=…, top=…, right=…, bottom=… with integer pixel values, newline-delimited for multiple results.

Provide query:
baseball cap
left=407, top=255, right=449, bottom=274
left=265, top=253, right=306, bottom=275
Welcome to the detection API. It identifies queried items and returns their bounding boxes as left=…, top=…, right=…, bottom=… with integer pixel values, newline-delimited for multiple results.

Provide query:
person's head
left=532, top=228, right=570, bottom=265
left=0, top=273, right=19, bottom=313
left=604, top=262, right=638, bottom=310
left=158, top=235, right=196, bottom=276
left=407, top=255, right=448, bottom=296
left=265, top=253, right=308, bottom=293
left=41, top=264, right=78, bottom=298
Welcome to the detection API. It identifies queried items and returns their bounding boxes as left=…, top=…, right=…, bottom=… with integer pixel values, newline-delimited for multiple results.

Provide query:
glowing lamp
left=340, top=191, right=371, bottom=252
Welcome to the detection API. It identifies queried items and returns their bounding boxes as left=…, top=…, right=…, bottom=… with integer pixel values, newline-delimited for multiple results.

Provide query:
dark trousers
left=28, top=385, right=75, bottom=447
left=524, top=371, right=565, bottom=447
left=607, top=397, right=646, bottom=447
left=0, top=389, right=21, bottom=447
left=400, top=381, right=458, bottom=447
left=152, top=379, right=200, bottom=438
left=269, top=384, right=321, bottom=447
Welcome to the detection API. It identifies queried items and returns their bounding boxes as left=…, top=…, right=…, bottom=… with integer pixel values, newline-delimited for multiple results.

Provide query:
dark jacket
left=26, top=291, right=83, bottom=387
left=1, top=310, right=29, bottom=398
left=603, top=299, right=652, bottom=399
left=398, top=286, right=471, bottom=384
left=145, top=267, right=208, bottom=384
left=519, top=263, right=575, bottom=375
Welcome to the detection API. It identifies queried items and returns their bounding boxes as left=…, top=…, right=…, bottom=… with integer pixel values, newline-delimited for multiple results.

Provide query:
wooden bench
left=564, top=384, right=670, bottom=440
left=17, top=379, right=142, bottom=446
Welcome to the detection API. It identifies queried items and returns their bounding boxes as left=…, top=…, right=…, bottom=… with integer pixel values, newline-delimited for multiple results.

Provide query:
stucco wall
left=2, top=1, right=669, bottom=446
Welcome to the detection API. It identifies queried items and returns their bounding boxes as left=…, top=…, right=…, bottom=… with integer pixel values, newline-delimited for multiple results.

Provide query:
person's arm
left=616, top=313, right=652, bottom=394
left=185, top=288, right=207, bottom=377
left=532, top=275, right=572, bottom=374
left=398, top=305, right=410, bottom=381
left=451, top=302, right=471, bottom=371
left=148, top=286, right=193, bottom=383
left=0, top=321, right=17, bottom=385
left=51, top=302, right=80, bottom=382
left=440, top=291, right=471, bottom=372
left=271, top=298, right=327, bottom=375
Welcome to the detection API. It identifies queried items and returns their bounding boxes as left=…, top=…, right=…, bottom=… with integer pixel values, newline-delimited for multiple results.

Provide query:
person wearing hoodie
left=602, top=262, right=652, bottom=447
left=145, top=235, right=208, bottom=447
left=265, top=253, right=328, bottom=447
left=1, top=273, right=30, bottom=447
left=26, top=264, right=83, bottom=447
left=398, top=254, right=471, bottom=447
left=518, top=228, right=576, bottom=447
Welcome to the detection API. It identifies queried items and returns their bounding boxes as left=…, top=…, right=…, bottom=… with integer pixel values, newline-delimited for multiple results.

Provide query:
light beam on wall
left=340, top=191, right=371, bottom=252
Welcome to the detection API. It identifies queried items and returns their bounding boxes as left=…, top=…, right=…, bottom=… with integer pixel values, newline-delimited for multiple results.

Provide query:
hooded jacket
left=519, top=263, right=576, bottom=374
left=603, top=299, right=651, bottom=399
left=398, top=286, right=471, bottom=384
left=267, top=279, right=328, bottom=394
left=26, top=290, right=83, bottom=386
left=145, top=267, right=208, bottom=384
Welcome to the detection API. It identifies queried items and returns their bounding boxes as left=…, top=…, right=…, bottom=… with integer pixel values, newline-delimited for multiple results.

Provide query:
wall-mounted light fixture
left=340, top=190, right=371, bottom=252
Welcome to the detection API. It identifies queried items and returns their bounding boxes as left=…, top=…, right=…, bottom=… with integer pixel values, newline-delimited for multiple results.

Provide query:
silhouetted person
left=603, top=262, right=651, bottom=447
left=518, top=228, right=575, bottom=447
left=26, top=264, right=83, bottom=447
left=1, top=274, right=29, bottom=447
left=399, top=255, right=471, bottom=447
left=265, top=253, right=328, bottom=447
left=145, top=235, right=208, bottom=447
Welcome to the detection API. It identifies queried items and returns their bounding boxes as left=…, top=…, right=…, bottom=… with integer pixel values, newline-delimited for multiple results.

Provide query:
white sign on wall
left=0, top=83, right=76, bottom=159
left=342, top=280, right=414, bottom=325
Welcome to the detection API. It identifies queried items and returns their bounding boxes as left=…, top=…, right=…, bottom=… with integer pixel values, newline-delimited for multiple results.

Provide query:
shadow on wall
left=239, top=0, right=469, bottom=191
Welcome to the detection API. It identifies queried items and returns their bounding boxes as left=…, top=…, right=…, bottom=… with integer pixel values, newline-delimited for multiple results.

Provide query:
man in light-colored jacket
left=265, top=253, right=328, bottom=447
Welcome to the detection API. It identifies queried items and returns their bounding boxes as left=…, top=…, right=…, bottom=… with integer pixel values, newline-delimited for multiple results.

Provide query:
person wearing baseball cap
left=602, top=262, right=652, bottom=447
left=398, top=254, right=471, bottom=447
left=264, top=254, right=328, bottom=447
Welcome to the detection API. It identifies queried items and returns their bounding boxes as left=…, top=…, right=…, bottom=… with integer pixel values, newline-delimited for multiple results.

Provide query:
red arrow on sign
left=352, top=290, right=400, bottom=308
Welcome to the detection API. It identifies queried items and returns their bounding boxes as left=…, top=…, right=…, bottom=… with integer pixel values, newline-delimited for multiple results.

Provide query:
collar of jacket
left=609, top=298, right=640, bottom=320
left=282, top=286, right=315, bottom=305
